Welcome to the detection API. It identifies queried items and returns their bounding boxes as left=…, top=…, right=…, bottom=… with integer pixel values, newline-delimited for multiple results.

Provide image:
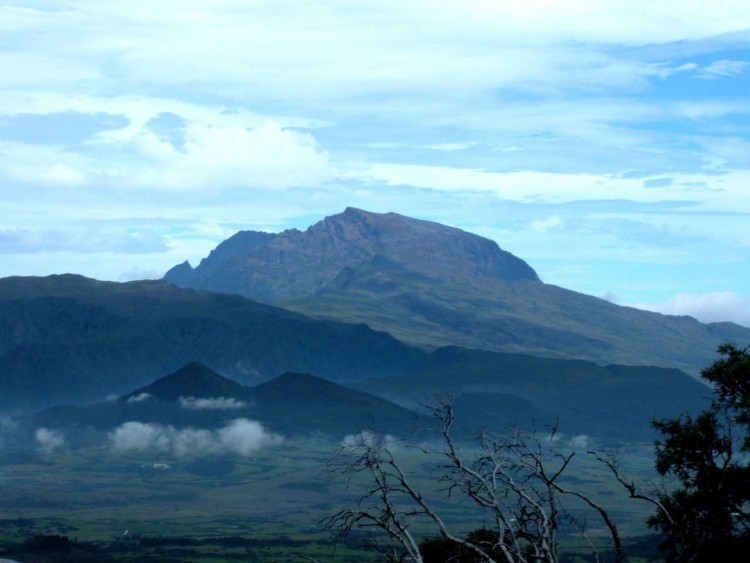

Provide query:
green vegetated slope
left=283, top=256, right=747, bottom=376
left=0, top=274, right=423, bottom=413
left=357, top=347, right=712, bottom=442
left=164, top=207, right=750, bottom=375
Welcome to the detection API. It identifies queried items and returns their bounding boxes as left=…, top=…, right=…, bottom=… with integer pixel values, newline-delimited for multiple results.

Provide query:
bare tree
left=325, top=403, right=628, bottom=562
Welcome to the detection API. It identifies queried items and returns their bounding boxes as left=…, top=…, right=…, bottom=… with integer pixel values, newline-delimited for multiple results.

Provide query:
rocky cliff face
left=163, top=207, right=540, bottom=302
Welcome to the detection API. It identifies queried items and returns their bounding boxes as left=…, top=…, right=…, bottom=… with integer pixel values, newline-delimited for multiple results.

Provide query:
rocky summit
left=164, top=207, right=540, bottom=303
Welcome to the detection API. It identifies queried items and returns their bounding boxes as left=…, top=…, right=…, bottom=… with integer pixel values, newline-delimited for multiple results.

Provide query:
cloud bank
left=109, top=419, right=281, bottom=457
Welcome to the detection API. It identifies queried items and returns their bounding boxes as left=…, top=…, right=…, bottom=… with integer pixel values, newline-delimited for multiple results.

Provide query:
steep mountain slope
left=0, top=275, right=423, bottom=412
left=23, top=362, right=427, bottom=440
left=163, top=208, right=750, bottom=375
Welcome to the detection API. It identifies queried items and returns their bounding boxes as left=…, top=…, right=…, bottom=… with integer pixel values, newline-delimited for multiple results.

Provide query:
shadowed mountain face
left=163, top=208, right=750, bottom=375
left=0, top=274, right=423, bottom=413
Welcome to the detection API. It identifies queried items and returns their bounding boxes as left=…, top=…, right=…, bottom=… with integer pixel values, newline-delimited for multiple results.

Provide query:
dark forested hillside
left=0, top=274, right=423, bottom=412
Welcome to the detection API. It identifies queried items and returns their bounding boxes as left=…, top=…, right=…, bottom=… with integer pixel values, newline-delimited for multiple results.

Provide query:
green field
left=0, top=438, right=667, bottom=561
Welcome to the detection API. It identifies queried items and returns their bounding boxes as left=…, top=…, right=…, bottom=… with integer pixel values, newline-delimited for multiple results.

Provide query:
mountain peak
left=126, top=362, right=247, bottom=402
left=163, top=208, right=540, bottom=303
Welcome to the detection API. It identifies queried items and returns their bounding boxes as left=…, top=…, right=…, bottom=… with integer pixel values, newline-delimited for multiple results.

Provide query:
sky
left=1, top=0, right=749, bottom=327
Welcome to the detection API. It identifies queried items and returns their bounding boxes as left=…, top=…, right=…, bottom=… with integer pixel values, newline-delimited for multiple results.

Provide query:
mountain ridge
left=163, top=209, right=750, bottom=374
left=164, top=207, right=540, bottom=302
left=0, top=274, right=423, bottom=413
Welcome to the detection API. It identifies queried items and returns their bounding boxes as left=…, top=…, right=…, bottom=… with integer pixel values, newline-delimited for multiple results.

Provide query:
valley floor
left=0, top=438, right=668, bottom=561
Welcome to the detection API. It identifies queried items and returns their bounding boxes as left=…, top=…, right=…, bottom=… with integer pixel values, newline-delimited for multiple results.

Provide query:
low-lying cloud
left=570, top=434, right=590, bottom=449
left=35, top=427, right=66, bottom=454
left=342, top=430, right=400, bottom=451
left=109, top=418, right=281, bottom=457
left=178, top=396, right=247, bottom=410
left=126, top=392, right=152, bottom=404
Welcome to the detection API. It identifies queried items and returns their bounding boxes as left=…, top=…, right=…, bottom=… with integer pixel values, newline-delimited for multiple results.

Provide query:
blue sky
left=1, top=0, right=749, bottom=326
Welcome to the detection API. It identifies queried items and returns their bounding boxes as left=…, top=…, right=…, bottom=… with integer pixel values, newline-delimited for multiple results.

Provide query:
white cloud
left=2, top=2, right=747, bottom=115
left=35, top=427, right=66, bottom=454
left=109, top=419, right=282, bottom=457
left=126, top=392, right=152, bottom=404
left=41, top=164, right=87, bottom=186
left=530, top=215, right=562, bottom=233
left=129, top=120, right=332, bottom=191
left=342, top=430, right=400, bottom=451
left=639, top=291, right=750, bottom=328
left=217, top=418, right=281, bottom=456
left=699, top=60, right=750, bottom=79
left=570, top=434, right=590, bottom=448
left=0, top=52, right=101, bottom=89
left=359, top=164, right=750, bottom=213
left=0, top=118, right=332, bottom=193
left=427, top=0, right=750, bottom=44
left=179, top=396, right=247, bottom=410
left=424, top=142, right=476, bottom=152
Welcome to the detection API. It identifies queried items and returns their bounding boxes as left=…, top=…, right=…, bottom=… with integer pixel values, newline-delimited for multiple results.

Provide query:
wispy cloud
left=698, top=59, right=750, bottom=78
left=126, top=393, right=152, bottom=404
left=179, top=396, right=247, bottom=410
left=0, top=229, right=168, bottom=254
